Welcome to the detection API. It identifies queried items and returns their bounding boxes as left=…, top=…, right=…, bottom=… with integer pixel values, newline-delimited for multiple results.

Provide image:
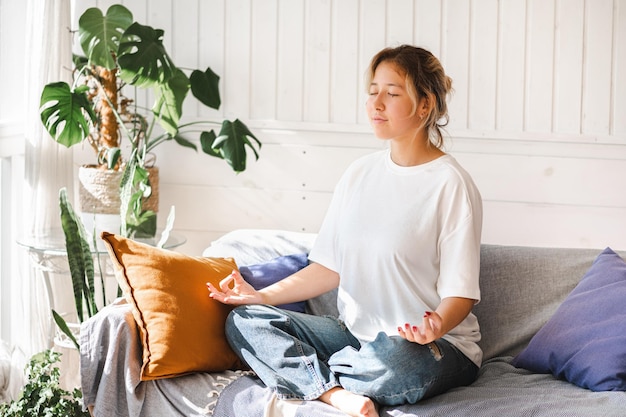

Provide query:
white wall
left=72, top=0, right=626, bottom=255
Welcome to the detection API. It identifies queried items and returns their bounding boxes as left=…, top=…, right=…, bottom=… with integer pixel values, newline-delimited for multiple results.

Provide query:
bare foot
left=319, top=387, right=379, bottom=417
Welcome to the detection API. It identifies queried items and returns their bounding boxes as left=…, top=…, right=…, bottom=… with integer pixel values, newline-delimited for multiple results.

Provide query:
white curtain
left=16, top=0, right=75, bottom=358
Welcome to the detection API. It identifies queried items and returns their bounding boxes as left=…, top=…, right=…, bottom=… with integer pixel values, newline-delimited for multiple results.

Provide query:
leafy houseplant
left=40, top=4, right=261, bottom=238
left=0, top=349, right=89, bottom=417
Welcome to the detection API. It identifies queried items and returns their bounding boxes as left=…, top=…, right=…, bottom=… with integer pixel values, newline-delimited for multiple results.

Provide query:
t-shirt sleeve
left=436, top=177, right=483, bottom=302
left=437, top=215, right=482, bottom=302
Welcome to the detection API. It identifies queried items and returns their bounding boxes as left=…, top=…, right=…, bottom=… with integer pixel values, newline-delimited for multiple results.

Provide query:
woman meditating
left=208, top=44, right=483, bottom=417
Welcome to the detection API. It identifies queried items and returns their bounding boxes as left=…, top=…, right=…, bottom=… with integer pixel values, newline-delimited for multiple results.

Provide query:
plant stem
left=96, top=66, right=120, bottom=153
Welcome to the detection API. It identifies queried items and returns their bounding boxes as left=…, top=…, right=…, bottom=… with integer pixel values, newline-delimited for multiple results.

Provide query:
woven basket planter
left=78, top=165, right=160, bottom=215
left=77, top=165, right=160, bottom=243
left=78, top=166, right=123, bottom=214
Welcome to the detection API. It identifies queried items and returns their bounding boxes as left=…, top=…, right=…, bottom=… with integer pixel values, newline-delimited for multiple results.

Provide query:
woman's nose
left=372, top=95, right=383, bottom=111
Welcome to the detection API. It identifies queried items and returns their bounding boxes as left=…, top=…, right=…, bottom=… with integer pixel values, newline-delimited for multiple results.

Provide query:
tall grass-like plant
left=55, top=187, right=100, bottom=349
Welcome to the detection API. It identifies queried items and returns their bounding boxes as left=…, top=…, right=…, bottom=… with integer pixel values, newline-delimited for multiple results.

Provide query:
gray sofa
left=81, top=229, right=626, bottom=416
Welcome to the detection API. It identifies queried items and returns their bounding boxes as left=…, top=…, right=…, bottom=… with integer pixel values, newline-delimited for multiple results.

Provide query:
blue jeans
left=225, top=305, right=478, bottom=406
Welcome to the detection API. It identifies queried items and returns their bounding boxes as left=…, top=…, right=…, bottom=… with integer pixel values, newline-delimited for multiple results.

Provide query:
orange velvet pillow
left=101, top=232, right=244, bottom=380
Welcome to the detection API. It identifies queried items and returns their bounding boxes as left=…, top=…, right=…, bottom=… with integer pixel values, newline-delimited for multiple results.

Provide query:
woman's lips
left=370, top=115, right=387, bottom=124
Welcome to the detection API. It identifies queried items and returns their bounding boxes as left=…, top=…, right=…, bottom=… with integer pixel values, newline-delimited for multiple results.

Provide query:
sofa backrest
left=474, top=244, right=601, bottom=360
left=307, top=244, right=602, bottom=361
left=204, top=230, right=605, bottom=362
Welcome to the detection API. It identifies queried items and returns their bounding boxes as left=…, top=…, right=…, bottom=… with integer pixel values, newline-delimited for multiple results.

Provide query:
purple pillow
left=512, top=247, right=626, bottom=391
left=239, top=254, right=309, bottom=312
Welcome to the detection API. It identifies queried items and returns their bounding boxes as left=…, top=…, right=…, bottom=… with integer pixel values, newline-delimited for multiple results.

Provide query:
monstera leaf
left=78, top=5, right=133, bottom=69
left=199, top=131, right=221, bottom=157
left=40, top=82, right=96, bottom=147
left=190, top=67, right=221, bottom=110
left=118, top=22, right=176, bottom=88
left=203, top=120, right=262, bottom=172
left=152, top=68, right=190, bottom=136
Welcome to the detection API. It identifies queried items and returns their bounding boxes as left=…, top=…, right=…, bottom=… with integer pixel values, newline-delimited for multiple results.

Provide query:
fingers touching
left=397, top=311, right=441, bottom=345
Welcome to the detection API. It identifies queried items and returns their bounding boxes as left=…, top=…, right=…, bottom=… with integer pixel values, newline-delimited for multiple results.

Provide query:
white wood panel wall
left=73, top=0, right=626, bottom=255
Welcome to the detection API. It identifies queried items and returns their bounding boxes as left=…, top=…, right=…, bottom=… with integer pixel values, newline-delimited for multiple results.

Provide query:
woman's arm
left=207, top=262, right=339, bottom=306
left=397, top=296, right=476, bottom=345
left=259, top=262, right=339, bottom=305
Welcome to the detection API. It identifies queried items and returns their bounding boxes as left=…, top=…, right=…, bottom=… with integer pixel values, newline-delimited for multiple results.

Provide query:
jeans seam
left=275, top=381, right=341, bottom=401
left=291, top=320, right=334, bottom=400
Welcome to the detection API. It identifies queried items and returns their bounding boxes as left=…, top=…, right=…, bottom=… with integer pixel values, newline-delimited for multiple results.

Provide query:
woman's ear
left=417, top=94, right=432, bottom=120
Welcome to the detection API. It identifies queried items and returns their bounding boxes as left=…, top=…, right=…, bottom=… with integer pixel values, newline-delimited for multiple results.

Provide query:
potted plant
left=0, top=349, right=89, bottom=417
left=40, top=4, right=261, bottom=238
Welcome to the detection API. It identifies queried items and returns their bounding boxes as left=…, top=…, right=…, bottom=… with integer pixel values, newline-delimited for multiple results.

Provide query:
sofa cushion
left=101, top=232, right=244, bottom=380
left=512, top=247, right=626, bottom=391
left=239, top=254, right=309, bottom=312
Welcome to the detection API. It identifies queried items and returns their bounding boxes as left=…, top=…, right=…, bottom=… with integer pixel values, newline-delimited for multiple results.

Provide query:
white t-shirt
left=308, top=149, right=483, bottom=366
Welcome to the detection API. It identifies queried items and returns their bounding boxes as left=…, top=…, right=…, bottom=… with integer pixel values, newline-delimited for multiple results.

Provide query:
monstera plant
left=40, top=4, right=261, bottom=238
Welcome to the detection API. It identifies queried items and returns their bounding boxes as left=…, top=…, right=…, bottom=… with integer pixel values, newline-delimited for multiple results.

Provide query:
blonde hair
left=366, top=45, right=453, bottom=149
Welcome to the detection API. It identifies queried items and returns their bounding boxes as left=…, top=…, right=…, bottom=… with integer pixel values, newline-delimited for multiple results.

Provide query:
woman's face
left=366, top=61, right=424, bottom=140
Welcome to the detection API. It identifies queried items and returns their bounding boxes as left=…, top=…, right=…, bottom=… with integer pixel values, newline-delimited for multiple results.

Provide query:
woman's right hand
left=207, top=270, right=264, bottom=305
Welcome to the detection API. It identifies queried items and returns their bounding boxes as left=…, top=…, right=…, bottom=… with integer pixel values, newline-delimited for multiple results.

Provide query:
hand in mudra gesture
left=397, top=311, right=443, bottom=345
left=207, top=270, right=263, bottom=305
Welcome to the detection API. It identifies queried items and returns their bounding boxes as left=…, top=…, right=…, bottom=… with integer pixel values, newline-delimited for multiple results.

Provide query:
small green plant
left=0, top=349, right=89, bottom=417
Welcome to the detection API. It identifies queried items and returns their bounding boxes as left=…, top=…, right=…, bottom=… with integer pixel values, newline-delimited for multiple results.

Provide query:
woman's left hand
left=397, top=297, right=476, bottom=344
left=397, top=311, right=443, bottom=345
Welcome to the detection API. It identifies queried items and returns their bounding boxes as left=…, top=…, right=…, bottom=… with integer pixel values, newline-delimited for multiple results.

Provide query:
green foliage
left=0, top=350, right=89, bottom=417
left=59, top=187, right=97, bottom=324
left=78, top=5, right=133, bottom=69
left=190, top=67, right=221, bottom=109
left=212, top=119, right=262, bottom=172
left=39, top=3, right=261, bottom=238
left=117, top=22, right=176, bottom=88
left=119, top=152, right=157, bottom=238
left=40, top=3, right=261, bottom=164
left=52, top=187, right=104, bottom=350
left=151, top=68, right=189, bottom=136
left=52, top=309, right=80, bottom=350
left=39, top=82, right=96, bottom=147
